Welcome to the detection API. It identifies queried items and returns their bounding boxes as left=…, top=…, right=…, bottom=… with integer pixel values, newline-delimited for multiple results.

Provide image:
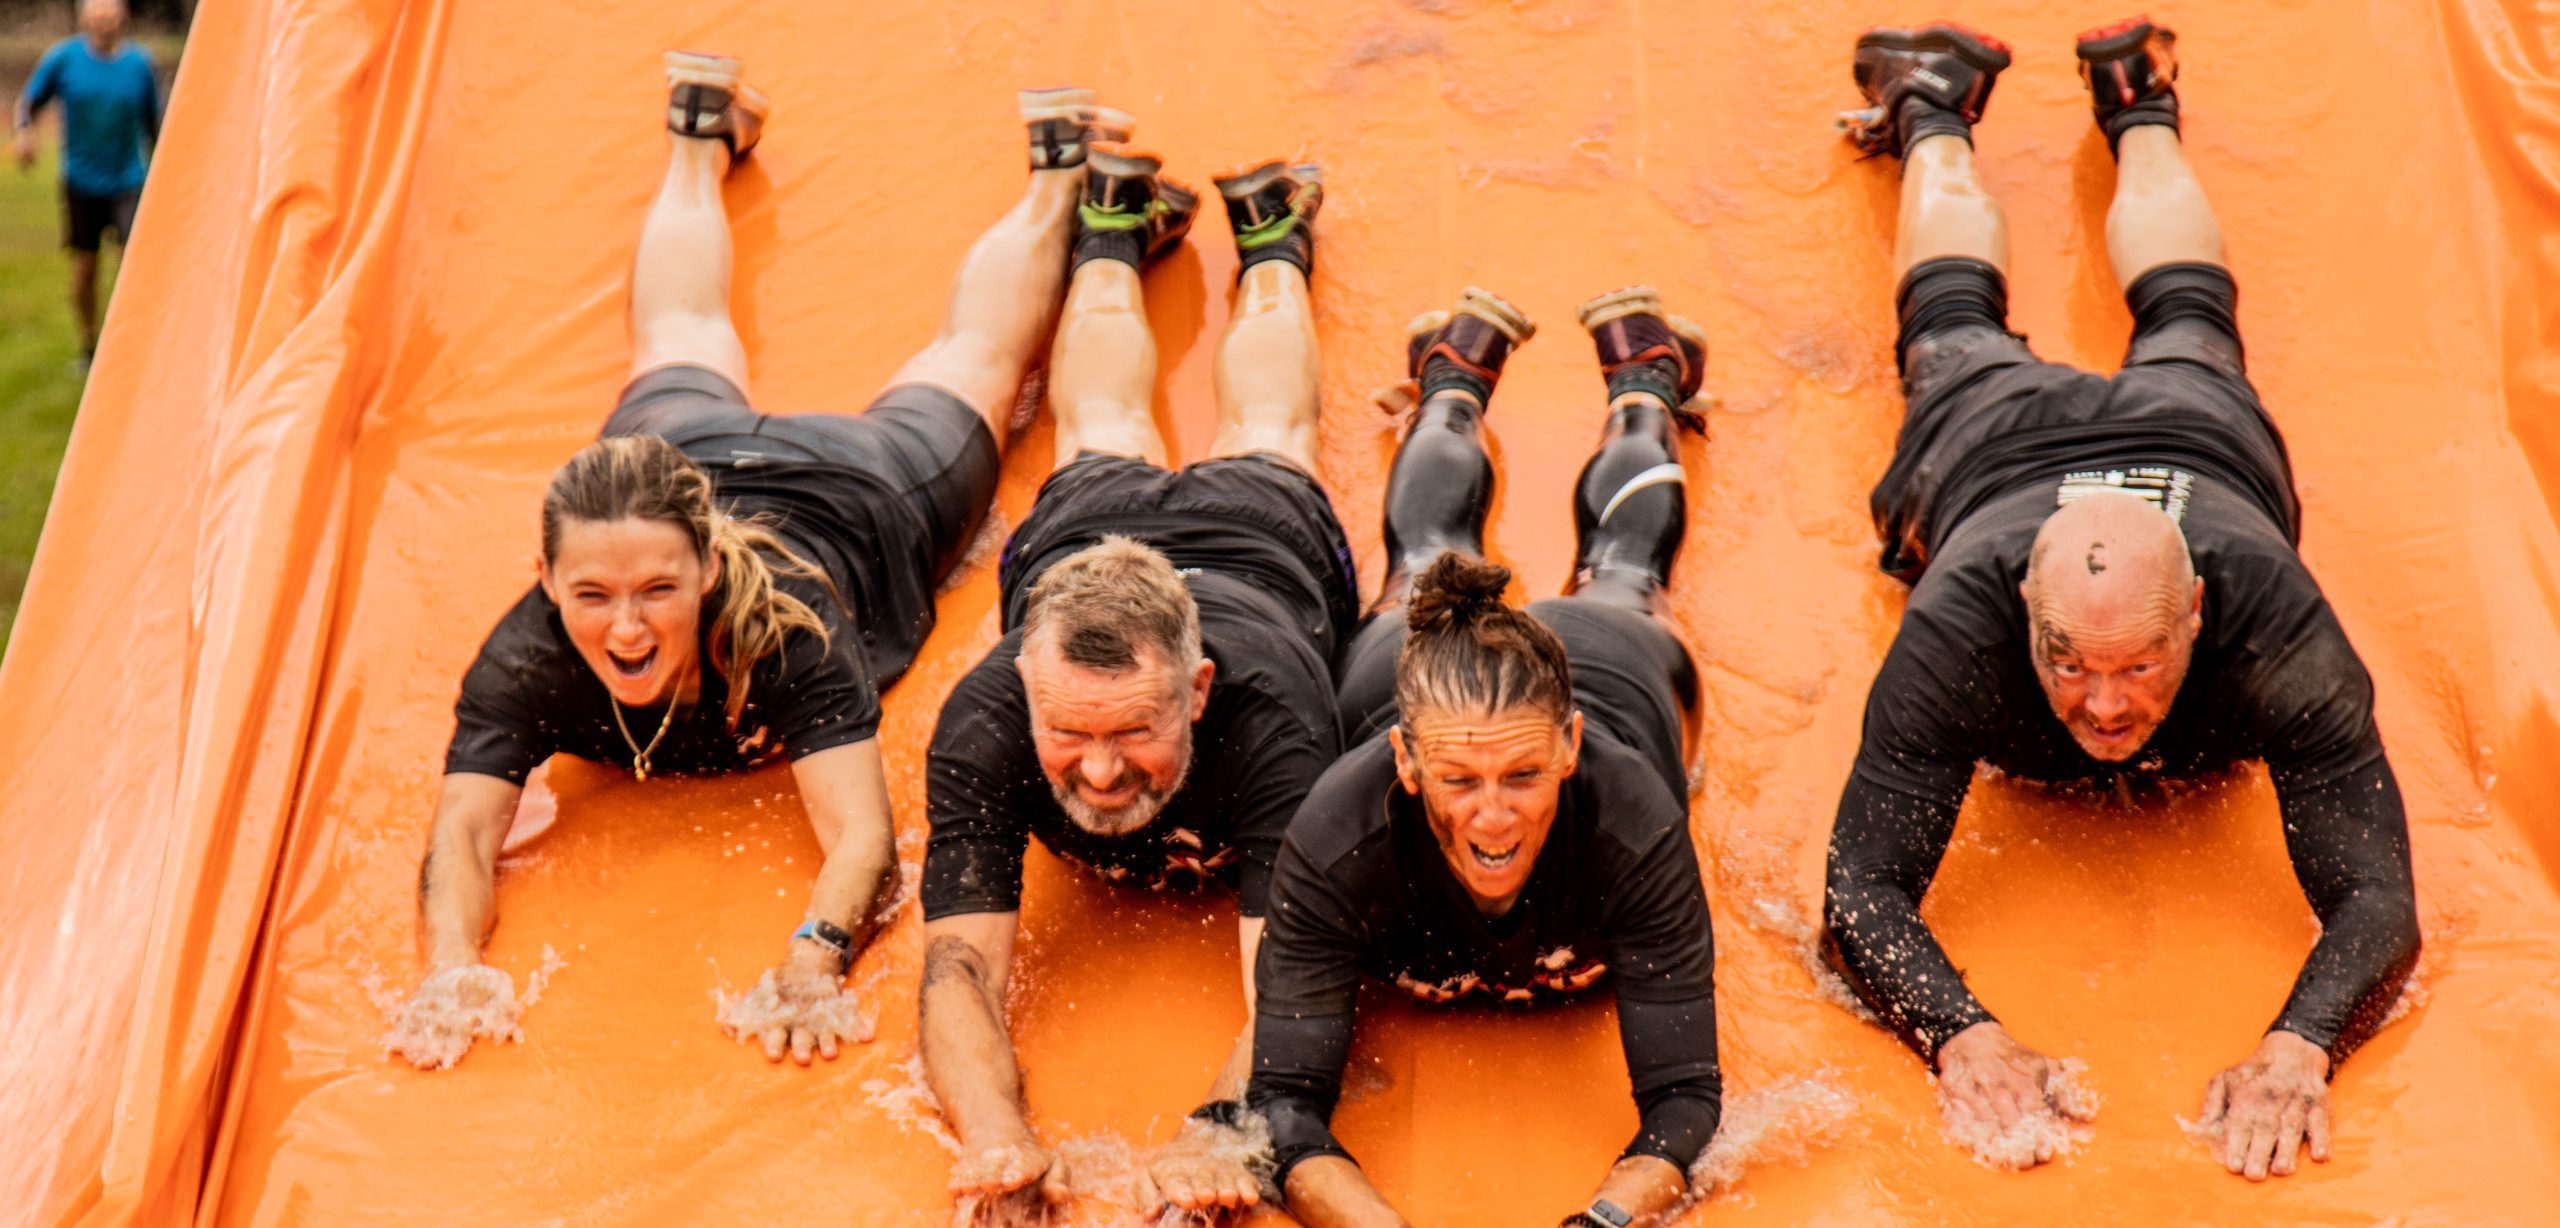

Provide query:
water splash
left=1745, top=893, right=1879, bottom=1024
left=381, top=963, right=524, bottom=1070
left=860, top=1054, right=961, bottom=1154
left=714, top=966, right=876, bottom=1052
left=1684, top=1076, right=1861, bottom=1201
left=1935, top=1058, right=2100, bottom=1169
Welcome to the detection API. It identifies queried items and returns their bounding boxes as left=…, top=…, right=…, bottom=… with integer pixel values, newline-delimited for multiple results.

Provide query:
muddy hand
left=719, top=953, right=873, bottom=1064
left=2199, top=1030, right=2331, bottom=1180
left=1142, top=1121, right=1264, bottom=1216
left=1935, top=1021, right=2088, bottom=1167
left=951, top=1138, right=1073, bottom=1217
left=387, top=963, right=521, bottom=1070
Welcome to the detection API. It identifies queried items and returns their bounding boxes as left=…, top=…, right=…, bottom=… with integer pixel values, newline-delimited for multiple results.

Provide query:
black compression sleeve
left=1248, top=838, right=1374, bottom=1189
left=1602, top=811, right=1724, bottom=1169
left=1821, top=770, right=1997, bottom=1060
left=1249, top=1009, right=1358, bottom=1186
left=2266, top=754, right=2421, bottom=1061
left=1617, top=994, right=1722, bottom=1169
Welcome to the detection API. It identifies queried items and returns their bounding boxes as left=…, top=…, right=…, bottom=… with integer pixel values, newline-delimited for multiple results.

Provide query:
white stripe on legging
left=1599, top=462, right=1687, bottom=523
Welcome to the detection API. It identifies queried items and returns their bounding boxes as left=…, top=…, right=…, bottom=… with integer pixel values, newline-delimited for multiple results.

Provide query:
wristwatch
left=790, top=918, right=855, bottom=974
left=1562, top=1199, right=1633, bottom=1228
left=1187, top=1098, right=1247, bottom=1128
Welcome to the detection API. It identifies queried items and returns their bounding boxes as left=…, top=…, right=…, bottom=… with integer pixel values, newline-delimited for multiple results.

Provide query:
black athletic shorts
left=1334, top=594, right=1692, bottom=800
left=1869, top=258, right=2303, bottom=581
left=998, top=451, right=1361, bottom=659
left=62, top=187, right=137, bottom=253
left=605, top=363, right=999, bottom=578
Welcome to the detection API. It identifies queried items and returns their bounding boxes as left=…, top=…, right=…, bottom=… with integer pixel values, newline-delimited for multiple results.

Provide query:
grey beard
left=1051, top=728, right=1194, bottom=837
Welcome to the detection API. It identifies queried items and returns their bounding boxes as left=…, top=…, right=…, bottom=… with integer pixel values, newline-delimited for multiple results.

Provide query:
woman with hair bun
left=388, top=56, right=1127, bottom=1070
left=1147, top=287, right=1722, bottom=1226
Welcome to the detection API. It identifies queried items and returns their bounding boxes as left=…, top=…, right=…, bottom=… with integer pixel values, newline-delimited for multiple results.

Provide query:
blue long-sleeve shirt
left=19, top=37, right=161, bottom=197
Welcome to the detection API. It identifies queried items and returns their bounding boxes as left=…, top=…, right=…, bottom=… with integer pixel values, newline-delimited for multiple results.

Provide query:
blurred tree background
left=0, top=0, right=187, bottom=652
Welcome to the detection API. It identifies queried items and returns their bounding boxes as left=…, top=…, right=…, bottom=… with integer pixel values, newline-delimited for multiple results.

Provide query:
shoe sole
left=1854, top=23, right=2014, bottom=73
left=1086, top=145, right=1165, bottom=179
left=1454, top=286, right=1535, bottom=343
left=1578, top=285, right=1710, bottom=391
left=665, top=51, right=742, bottom=89
left=1213, top=159, right=1325, bottom=200
left=1577, top=284, right=1663, bottom=331
left=2075, top=17, right=2166, bottom=61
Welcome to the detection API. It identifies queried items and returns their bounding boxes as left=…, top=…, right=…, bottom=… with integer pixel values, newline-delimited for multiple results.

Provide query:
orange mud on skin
left=5, top=1, right=2560, bottom=1225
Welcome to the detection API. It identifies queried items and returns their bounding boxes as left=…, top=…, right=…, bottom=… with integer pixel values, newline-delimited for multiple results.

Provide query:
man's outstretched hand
left=719, top=945, right=873, bottom=1064
left=950, top=1137, right=1072, bottom=1223
left=2197, top=1030, right=2331, bottom=1181
left=387, top=963, right=521, bottom=1070
left=1934, top=1021, right=2097, bottom=1169
left=1141, top=1119, right=1266, bottom=1217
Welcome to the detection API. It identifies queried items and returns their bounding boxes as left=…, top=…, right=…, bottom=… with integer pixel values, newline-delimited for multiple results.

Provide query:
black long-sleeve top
left=1823, top=479, right=2420, bottom=1066
left=1248, top=733, right=1723, bottom=1189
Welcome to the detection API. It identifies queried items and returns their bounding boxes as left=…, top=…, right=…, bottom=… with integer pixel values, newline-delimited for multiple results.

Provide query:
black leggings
left=1336, top=390, right=1700, bottom=747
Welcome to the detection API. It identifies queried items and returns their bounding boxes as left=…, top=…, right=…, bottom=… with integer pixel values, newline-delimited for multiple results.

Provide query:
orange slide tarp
left=5, top=0, right=2559, bottom=1223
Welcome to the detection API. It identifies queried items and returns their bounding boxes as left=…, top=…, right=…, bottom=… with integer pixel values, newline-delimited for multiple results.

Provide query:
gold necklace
left=610, top=692, right=681, bottom=781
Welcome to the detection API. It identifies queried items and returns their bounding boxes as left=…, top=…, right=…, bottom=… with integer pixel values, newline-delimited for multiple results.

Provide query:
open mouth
left=1469, top=841, right=1521, bottom=871
left=607, top=647, right=657, bottom=679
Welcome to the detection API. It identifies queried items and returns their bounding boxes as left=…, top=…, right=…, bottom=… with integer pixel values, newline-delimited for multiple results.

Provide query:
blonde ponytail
left=702, top=513, right=831, bottom=727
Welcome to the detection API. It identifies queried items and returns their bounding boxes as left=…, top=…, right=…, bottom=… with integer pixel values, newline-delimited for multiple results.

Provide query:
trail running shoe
left=1837, top=23, right=2012, bottom=158
left=2076, top=16, right=2181, bottom=151
left=1215, top=160, right=1324, bottom=277
left=665, top=52, right=768, bottom=161
left=1372, top=286, right=1535, bottom=416
left=1019, top=86, right=1135, bottom=170
left=1073, top=144, right=1198, bottom=270
left=1577, top=285, right=1712, bottom=434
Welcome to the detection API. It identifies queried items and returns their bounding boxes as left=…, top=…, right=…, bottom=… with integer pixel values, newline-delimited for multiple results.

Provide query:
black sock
left=1237, top=228, right=1313, bottom=279
left=1897, top=95, right=1974, bottom=153
left=1073, top=228, right=1145, bottom=270
left=1419, top=357, right=1493, bottom=405
left=1603, top=363, right=1683, bottom=410
left=2101, top=105, right=2180, bottom=156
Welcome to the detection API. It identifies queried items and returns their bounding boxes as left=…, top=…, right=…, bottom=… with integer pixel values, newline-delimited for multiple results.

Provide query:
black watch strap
left=1565, top=1198, right=1633, bottom=1228
left=1188, top=1098, right=1246, bottom=1129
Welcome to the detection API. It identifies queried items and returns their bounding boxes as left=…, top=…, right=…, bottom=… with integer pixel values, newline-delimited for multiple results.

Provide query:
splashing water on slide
left=8, top=0, right=2560, bottom=1224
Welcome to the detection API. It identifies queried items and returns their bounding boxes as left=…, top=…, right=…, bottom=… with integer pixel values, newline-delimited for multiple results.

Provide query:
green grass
left=0, top=143, right=120, bottom=656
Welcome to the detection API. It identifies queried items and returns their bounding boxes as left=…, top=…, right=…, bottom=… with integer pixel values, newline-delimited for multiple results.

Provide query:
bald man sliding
left=1820, top=18, right=2419, bottom=1183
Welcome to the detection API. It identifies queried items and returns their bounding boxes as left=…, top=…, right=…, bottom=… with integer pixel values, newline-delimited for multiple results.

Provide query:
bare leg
left=1047, top=259, right=1166, bottom=467
left=886, top=167, right=1082, bottom=449
left=627, top=135, right=750, bottom=394
left=1207, top=261, right=1320, bottom=470
left=70, top=251, right=99, bottom=357
left=1895, top=133, right=2009, bottom=280
left=2105, top=124, right=2226, bottom=290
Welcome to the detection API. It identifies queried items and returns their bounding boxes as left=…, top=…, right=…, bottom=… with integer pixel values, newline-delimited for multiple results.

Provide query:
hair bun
left=1405, top=552, right=1512, bottom=634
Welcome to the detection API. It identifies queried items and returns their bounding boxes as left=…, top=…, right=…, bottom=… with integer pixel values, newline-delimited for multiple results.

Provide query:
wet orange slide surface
left=7, top=0, right=2560, bottom=1223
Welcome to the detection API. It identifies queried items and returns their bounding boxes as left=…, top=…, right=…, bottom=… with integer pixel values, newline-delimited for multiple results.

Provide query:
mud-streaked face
left=2025, top=587, right=2199, bottom=761
left=1391, top=705, right=1582, bottom=916
left=1017, top=630, right=1212, bottom=835
left=539, top=516, right=717, bottom=708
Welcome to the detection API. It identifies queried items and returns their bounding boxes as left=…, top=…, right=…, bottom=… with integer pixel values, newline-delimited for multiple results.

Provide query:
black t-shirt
left=1247, top=734, right=1722, bottom=1186
left=920, top=570, right=1340, bottom=920
left=1826, top=471, right=2419, bottom=1061
left=445, top=559, right=880, bottom=783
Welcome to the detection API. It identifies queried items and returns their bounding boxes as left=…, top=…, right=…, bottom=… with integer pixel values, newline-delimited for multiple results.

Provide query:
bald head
left=2026, top=492, right=2195, bottom=635
left=2019, top=491, right=2204, bottom=760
